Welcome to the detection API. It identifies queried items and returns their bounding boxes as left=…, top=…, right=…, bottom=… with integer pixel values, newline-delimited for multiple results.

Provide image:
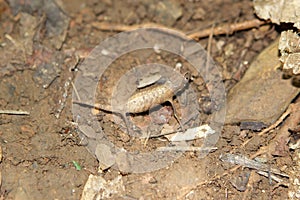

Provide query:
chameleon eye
left=184, top=72, right=191, bottom=81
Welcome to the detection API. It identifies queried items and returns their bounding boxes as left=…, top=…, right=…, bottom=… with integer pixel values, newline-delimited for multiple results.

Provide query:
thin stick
left=91, top=22, right=188, bottom=38
left=206, top=23, right=214, bottom=77
left=258, top=105, right=292, bottom=136
left=158, top=146, right=217, bottom=152
left=71, top=81, right=81, bottom=101
left=188, top=19, right=268, bottom=39
left=91, top=19, right=269, bottom=39
left=0, top=110, right=30, bottom=115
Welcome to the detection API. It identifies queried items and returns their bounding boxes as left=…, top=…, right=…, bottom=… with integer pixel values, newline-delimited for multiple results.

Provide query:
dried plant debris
left=168, top=124, right=215, bottom=142
left=279, top=30, right=300, bottom=74
left=254, top=0, right=300, bottom=29
left=137, top=73, right=162, bottom=89
left=254, top=0, right=300, bottom=75
left=0, top=110, right=29, bottom=115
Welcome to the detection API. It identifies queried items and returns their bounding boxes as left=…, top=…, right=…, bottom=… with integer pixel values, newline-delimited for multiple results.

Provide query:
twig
left=71, top=81, right=81, bottom=101
left=91, top=22, right=188, bottom=39
left=0, top=110, right=30, bottom=115
left=158, top=146, right=217, bottom=152
left=258, top=105, right=292, bottom=136
left=92, top=22, right=161, bottom=32
left=256, top=171, right=287, bottom=184
left=91, top=19, right=269, bottom=39
left=188, top=19, right=268, bottom=39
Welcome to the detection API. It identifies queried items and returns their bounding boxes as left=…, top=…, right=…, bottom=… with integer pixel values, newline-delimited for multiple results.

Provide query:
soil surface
left=0, top=0, right=296, bottom=199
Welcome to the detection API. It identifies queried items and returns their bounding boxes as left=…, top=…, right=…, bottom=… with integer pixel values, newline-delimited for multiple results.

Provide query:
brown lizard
left=73, top=72, right=191, bottom=134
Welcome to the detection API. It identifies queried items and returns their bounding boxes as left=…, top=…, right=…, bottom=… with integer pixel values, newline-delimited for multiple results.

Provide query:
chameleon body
left=74, top=72, right=190, bottom=134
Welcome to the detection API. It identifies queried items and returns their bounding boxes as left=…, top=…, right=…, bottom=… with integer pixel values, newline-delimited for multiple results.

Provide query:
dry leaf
left=279, top=30, right=300, bottom=74
left=254, top=0, right=300, bottom=29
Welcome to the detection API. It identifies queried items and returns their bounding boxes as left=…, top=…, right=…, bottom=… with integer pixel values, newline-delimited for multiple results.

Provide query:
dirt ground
left=0, top=0, right=299, bottom=199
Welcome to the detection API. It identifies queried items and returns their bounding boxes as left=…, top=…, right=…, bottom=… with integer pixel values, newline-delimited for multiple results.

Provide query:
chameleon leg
left=168, top=99, right=184, bottom=131
left=120, top=112, right=135, bottom=136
